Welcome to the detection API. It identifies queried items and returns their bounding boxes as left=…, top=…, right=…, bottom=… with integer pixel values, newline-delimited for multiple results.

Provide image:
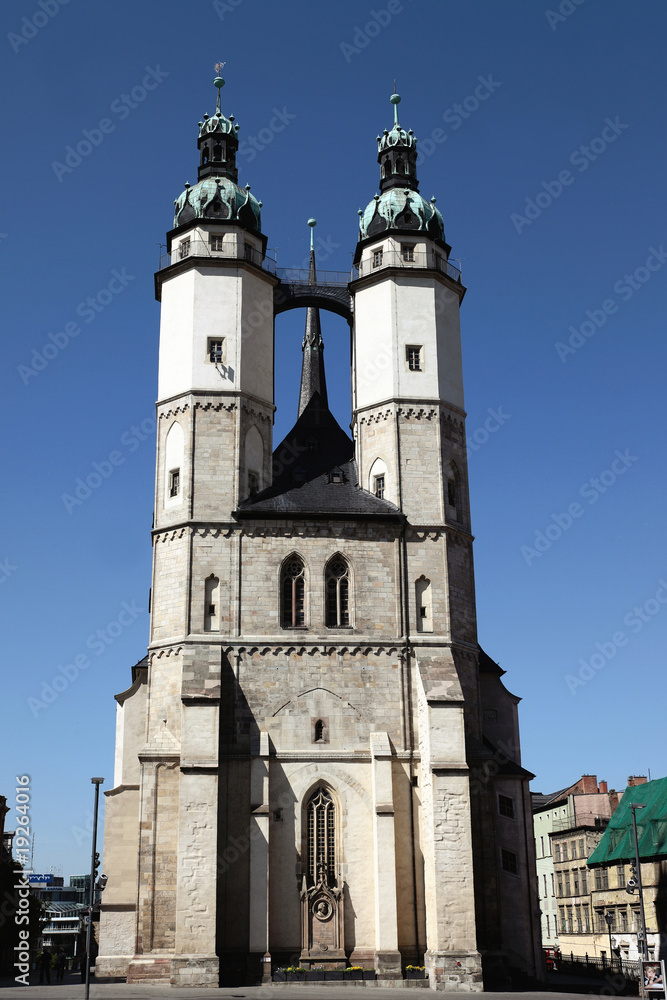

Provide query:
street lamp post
left=629, top=802, right=648, bottom=962
left=85, top=778, right=104, bottom=1000
left=604, top=912, right=615, bottom=970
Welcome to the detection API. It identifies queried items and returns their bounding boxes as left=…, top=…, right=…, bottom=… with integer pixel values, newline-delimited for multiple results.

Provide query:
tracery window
left=326, top=557, right=350, bottom=627
left=281, top=556, right=305, bottom=628
left=307, top=787, right=336, bottom=886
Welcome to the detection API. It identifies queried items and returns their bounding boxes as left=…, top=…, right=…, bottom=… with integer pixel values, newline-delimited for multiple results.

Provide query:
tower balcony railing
left=276, top=267, right=351, bottom=286
left=353, top=248, right=462, bottom=282
left=158, top=239, right=277, bottom=274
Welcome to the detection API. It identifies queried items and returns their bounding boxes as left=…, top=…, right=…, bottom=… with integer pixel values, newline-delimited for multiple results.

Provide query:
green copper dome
left=174, top=177, right=261, bottom=231
left=359, top=188, right=444, bottom=241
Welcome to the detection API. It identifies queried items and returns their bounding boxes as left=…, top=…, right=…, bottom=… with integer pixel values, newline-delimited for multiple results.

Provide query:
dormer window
left=292, top=466, right=306, bottom=483
left=329, top=468, right=343, bottom=484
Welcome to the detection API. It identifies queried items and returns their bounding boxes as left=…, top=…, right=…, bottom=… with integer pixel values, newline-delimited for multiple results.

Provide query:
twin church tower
left=98, top=74, right=540, bottom=990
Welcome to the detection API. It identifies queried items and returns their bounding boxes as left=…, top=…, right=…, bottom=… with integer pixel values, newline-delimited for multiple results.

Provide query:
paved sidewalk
left=0, top=983, right=604, bottom=1000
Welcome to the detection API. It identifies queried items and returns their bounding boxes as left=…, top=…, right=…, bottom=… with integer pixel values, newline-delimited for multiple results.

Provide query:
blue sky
left=1, top=0, right=665, bottom=880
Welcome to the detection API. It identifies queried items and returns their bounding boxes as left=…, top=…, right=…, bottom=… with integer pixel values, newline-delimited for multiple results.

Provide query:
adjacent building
left=533, top=775, right=616, bottom=951
left=587, top=776, right=667, bottom=964
left=97, top=76, right=541, bottom=990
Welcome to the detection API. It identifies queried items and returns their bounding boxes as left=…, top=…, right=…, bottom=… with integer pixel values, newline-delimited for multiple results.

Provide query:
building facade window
left=557, top=874, right=563, bottom=897
left=564, top=871, right=571, bottom=896
left=583, top=904, right=590, bottom=932
left=208, top=338, right=224, bottom=363
left=210, top=234, right=224, bottom=251
left=179, top=238, right=190, bottom=259
left=576, top=904, right=582, bottom=932
left=559, top=906, right=566, bottom=933
left=580, top=869, right=587, bottom=894
left=617, top=865, right=626, bottom=887
left=499, top=794, right=515, bottom=819
left=415, top=576, right=433, bottom=633
left=573, top=870, right=579, bottom=895
left=374, top=474, right=385, bottom=499
left=501, top=848, right=518, bottom=875
left=204, top=575, right=219, bottom=632
left=326, top=557, right=350, bottom=627
left=406, top=345, right=422, bottom=371
left=307, top=787, right=336, bottom=886
left=281, top=556, right=306, bottom=628
left=169, top=468, right=180, bottom=497
left=372, top=248, right=383, bottom=268
left=554, top=843, right=561, bottom=863
left=401, top=243, right=415, bottom=262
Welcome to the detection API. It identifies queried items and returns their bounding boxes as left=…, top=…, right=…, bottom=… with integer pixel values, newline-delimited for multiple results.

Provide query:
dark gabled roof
left=235, top=394, right=402, bottom=521
left=588, top=777, right=667, bottom=866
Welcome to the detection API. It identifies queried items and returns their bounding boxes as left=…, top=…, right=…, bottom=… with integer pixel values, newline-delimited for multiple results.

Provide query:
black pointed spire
left=298, top=219, right=328, bottom=417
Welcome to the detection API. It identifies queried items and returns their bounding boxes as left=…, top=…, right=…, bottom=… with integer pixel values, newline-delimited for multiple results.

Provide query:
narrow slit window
left=169, top=469, right=180, bottom=497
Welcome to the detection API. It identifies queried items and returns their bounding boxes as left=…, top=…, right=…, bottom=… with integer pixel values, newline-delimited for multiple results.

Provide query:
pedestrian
left=38, top=948, right=51, bottom=984
left=56, top=948, right=67, bottom=981
left=79, top=948, right=87, bottom=983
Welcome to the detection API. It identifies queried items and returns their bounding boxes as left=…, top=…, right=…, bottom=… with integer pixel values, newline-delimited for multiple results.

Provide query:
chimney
left=580, top=774, right=598, bottom=794
left=599, top=780, right=608, bottom=794
left=627, top=776, right=647, bottom=787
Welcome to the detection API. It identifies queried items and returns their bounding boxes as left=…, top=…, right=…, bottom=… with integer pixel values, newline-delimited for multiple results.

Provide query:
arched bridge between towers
left=274, top=268, right=353, bottom=324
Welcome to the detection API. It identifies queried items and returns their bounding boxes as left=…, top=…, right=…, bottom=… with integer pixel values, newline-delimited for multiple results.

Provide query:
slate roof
left=236, top=394, right=402, bottom=521
left=587, top=776, right=667, bottom=865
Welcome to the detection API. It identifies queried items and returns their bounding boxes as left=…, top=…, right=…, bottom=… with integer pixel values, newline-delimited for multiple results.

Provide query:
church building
left=97, top=73, right=541, bottom=990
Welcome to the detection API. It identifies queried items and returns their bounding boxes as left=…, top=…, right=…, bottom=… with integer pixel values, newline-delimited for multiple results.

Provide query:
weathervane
left=213, top=62, right=226, bottom=114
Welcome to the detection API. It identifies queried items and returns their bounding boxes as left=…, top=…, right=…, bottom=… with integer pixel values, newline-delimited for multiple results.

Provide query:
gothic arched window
left=281, top=556, right=305, bottom=628
left=307, top=787, right=336, bottom=886
left=325, top=556, right=350, bottom=627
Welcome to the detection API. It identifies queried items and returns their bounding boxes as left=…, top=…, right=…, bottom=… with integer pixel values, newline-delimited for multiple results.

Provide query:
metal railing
left=353, top=249, right=462, bottom=282
left=276, top=266, right=351, bottom=286
left=159, top=239, right=277, bottom=274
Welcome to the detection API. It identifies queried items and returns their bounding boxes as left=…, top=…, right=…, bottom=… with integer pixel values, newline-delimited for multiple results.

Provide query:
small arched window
left=204, top=575, right=219, bottom=631
left=306, top=786, right=336, bottom=886
left=395, top=156, right=405, bottom=174
left=281, top=556, right=305, bottom=628
left=415, top=576, right=432, bottom=633
left=202, top=145, right=210, bottom=164
left=213, top=143, right=222, bottom=161
left=326, top=556, right=350, bottom=627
